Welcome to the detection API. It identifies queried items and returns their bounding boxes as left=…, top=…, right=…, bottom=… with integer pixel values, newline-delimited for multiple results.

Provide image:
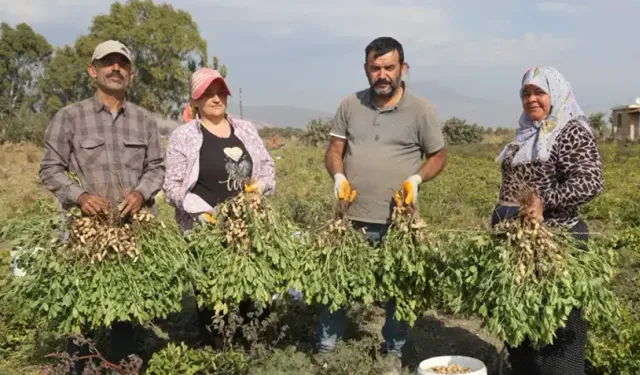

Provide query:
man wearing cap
left=39, top=40, right=165, bottom=367
left=318, top=37, right=447, bottom=373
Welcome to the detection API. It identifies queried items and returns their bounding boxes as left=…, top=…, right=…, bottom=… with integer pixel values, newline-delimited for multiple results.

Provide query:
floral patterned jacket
left=162, top=115, right=275, bottom=231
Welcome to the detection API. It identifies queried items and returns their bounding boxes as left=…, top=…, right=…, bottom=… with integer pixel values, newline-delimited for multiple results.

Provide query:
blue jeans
left=315, top=221, right=409, bottom=358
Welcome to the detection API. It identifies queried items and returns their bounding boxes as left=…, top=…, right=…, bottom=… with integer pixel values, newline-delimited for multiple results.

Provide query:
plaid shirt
left=39, top=95, right=165, bottom=210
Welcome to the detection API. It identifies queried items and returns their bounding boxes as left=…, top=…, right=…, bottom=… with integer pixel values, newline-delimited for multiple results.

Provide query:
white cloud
left=0, top=0, right=574, bottom=70
left=435, top=32, right=576, bottom=67
left=194, top=0, right=575, bottom=69
left=2, top=0, right=638, bottom=110
left=538, top=1, right=588, bottom=14
left=196, top=0, right=454, bottom=47
left=0, top=0, right=111, bottom=25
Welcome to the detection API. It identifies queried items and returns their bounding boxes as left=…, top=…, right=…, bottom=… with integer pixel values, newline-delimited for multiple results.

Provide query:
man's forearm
left=40, top=166, right=86, bottom=207
left=415, top=147, right=447, bottom=182
left=325, top=150, right=344, bottom=178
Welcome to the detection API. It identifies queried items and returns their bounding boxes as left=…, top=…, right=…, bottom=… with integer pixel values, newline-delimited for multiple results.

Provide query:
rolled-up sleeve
left=39, top=110, right=86, bottom=207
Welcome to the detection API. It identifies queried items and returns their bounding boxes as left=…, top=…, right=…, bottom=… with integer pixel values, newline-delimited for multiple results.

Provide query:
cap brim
left=92, top=51, right=132, bottom=62
left=191, top=76, right=232, bottom=100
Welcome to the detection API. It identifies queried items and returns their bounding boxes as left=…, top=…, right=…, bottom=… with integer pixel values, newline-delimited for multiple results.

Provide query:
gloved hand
left=401, top=174, right=422, bottom=205
left=198, top=212, right=216, bottom=224
left=244, top=180, right=265, bottom=194
left=333, top=173, right=348, bottom=199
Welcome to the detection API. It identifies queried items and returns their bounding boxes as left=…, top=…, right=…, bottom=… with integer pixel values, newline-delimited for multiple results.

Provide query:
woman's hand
left=525, top=195, right=544, bottom=222
left=244, top=180, right=265, bottom=194
left=198, top=212, right=216, bottom=224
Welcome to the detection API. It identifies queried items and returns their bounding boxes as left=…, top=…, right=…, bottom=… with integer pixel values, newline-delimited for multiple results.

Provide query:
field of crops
left=0, top=140, right=638, bottom=375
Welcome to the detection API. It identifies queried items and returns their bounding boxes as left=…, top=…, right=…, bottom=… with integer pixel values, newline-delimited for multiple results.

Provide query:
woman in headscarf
left=492, top=66, right=604, bottom=374
left=162, top=67, right=275, bottom=346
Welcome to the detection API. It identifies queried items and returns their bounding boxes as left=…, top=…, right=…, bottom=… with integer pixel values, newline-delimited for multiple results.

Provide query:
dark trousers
left=492, top=205, right=590, bottom=375
left=66, top=321, right=136, bottom=374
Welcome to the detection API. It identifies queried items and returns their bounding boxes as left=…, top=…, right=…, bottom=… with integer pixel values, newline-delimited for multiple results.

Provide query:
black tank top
left=191, top=123, right=253, bottom=208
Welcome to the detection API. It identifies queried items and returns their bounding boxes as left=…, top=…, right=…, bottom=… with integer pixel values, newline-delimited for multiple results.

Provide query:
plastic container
left=417, top=356, right=487, bottom=375
left=10, top=248, right=27, bottom=277
left=10, top=247, right=41, bottom=277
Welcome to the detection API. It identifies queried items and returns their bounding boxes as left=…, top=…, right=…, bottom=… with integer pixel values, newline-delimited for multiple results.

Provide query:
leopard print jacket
left=498, top=120, right=604, bottom=227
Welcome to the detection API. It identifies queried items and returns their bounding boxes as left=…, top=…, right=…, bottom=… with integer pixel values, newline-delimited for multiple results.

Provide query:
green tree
left=211, top=56, right=227, bottom=78
left=442, top=117, right=484, bottom=145
left=0, top=22, right=52, bottom=119
left=39, top=46, right=93, bottom=116
left=301, top=118, right=332, bottom=147
left=40, top=0, right=208, bottom=119
left=588, top=111, right=607, bottom=139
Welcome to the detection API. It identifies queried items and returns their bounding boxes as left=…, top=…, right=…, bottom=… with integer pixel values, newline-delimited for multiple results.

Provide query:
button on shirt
left=39, top=95, right=165, bottom=210
left=329, top=87, right=445, bottom=224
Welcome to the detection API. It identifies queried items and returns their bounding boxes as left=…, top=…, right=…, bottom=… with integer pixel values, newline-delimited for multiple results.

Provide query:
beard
left=96, top=70, right=130, bottom=93
left=369, top=74, right=402, bottom=97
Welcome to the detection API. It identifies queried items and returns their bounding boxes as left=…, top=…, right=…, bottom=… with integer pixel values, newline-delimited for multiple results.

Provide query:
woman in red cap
left=163, top=67, right=275, bottom=346
left=163, top=67, right=275, bottom=230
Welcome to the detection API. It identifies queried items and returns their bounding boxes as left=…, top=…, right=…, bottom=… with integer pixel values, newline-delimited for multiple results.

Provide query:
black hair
left=365, top=37, right=404, bottom=64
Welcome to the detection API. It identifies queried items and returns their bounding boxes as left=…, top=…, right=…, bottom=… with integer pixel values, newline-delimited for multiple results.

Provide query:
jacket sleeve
left=538, top=123, right=604, bottom=209
left=162, top=131, right=188, bottom=208
left=134, top=115, right=166, bottom=200
left=39, top=109, right=86, bottom=208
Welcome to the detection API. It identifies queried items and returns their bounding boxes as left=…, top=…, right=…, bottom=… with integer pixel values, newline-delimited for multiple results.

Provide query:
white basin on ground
left=417, top=355, right=487, bottom=375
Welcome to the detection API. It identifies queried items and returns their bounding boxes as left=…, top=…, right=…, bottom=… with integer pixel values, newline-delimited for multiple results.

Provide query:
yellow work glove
left=198, top=212, right=216, bottom=224
left=333, top=173, right=357, bottom=202
left=400, top=174, right=422, bottom=205
left=244, top=180, right=265, bottom=194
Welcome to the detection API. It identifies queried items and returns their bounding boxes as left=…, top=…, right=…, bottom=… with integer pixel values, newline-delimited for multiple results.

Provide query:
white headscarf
left=497, top=67, right=592, bottom=165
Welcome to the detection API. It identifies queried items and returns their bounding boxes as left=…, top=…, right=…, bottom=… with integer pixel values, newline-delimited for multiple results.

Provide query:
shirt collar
left=367, top=80, right=408, bottom=112
left=92, top=93, right=128, bottom=116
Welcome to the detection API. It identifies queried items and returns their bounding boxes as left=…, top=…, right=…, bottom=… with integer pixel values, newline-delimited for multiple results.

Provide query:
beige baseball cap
left=91, top=40, right=132, bottom=62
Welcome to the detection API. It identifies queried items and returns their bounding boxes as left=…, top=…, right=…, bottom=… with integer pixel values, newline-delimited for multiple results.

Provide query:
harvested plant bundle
left=65, top=208, right=157, bottom=263
left=494, top=187, right=564, bottom=284
left=186, top=191, right=301, bottom=314
left=5, top=207, right=189, bottom=333
left=292, top=179, right=382, bottom=312
left=441, top=189, right=619, bottom=348
left=378, top=185, right=439, bottom=326
left=296, top=216, right=379, bottom=312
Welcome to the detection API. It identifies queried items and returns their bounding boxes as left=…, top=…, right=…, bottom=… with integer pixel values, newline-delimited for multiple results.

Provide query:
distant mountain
left=157, top=81, right=522, bottom=133
left=225, top=82, right=520, bottom=129
left=406, top=80, right=518, bottom=128
left=226, top=103, right=333, bottom=128
left=154, top=104, right=333, bottom=135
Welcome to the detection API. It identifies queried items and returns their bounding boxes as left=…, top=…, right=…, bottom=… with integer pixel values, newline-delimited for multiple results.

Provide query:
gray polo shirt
left=330, top=87, right=445, bottom=224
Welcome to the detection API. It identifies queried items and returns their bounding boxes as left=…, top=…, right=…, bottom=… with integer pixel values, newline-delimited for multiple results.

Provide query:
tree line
left=0, top=0, right=227, bottom=144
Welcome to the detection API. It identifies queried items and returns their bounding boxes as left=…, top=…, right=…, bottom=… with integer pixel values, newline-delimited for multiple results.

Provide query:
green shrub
left=146, top=343, right=248, bottom=375
left=442, top=117, right=484, bottom=145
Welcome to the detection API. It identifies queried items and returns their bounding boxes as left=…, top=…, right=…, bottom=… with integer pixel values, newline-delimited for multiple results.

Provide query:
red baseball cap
left=190, top=67, right=231, bottom=100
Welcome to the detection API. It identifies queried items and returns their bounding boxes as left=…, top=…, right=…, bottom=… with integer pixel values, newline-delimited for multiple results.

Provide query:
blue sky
left=2, top=0, right=639, bottom=122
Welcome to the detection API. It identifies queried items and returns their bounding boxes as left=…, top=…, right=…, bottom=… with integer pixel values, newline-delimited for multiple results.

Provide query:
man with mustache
left=316, top=37, right=447, bottom=374
left=39, top=40, right=165, bottom=371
